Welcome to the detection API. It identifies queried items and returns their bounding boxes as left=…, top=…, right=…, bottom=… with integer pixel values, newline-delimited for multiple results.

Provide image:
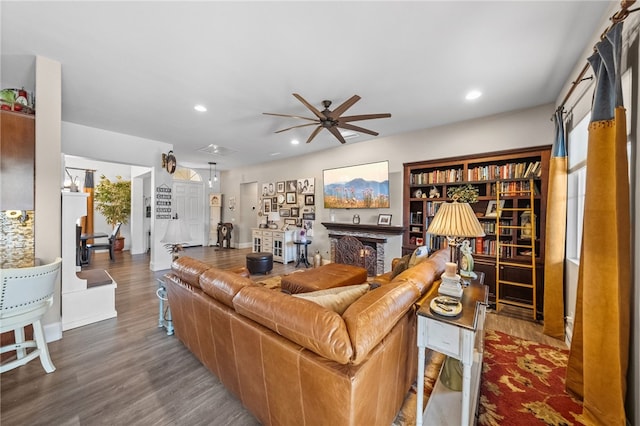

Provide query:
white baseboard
left=44, top=321, right=63, bottom=343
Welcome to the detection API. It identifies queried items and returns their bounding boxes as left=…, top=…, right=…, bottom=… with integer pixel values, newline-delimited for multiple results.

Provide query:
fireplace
left=322, top=222, right=404, bottom=276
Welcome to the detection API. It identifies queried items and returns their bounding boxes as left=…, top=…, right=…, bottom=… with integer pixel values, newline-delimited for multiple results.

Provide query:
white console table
left=416, top=282, right=488, bottom=426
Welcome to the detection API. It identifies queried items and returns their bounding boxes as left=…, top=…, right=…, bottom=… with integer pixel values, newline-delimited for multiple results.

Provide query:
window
left=566, top=113, right=590, bottom=262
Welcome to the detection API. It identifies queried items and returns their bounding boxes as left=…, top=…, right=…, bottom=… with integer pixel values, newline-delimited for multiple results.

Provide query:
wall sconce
left=162, top=151, right=176, bottom=174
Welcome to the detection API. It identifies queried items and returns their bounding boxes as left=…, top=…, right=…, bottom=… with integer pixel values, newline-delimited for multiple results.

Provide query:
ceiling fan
left=263, top=93, right=391, bottom=144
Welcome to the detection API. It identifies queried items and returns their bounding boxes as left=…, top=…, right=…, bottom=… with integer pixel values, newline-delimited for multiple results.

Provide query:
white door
left=173, top=181, right=205, bottom=246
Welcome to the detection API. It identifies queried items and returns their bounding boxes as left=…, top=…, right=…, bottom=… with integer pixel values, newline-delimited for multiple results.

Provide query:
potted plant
left=94, top=174, right=131, bottom=251
left=447, top=184, right=479, bottom=203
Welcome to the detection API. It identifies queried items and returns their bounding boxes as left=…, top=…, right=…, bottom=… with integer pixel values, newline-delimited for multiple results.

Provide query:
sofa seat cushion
left=281, top=263, right=368, bottom=294
left=293, top=283, right=370, bottom=314
left=233, top=286, right=353, bottom=364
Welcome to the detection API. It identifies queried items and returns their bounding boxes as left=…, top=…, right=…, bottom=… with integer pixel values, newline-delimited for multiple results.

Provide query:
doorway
left=238, top=182, right=258, bottom=248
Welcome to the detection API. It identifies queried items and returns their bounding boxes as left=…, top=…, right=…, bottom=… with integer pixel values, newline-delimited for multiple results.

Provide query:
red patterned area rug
left=478, top=329, right=585, bottom=426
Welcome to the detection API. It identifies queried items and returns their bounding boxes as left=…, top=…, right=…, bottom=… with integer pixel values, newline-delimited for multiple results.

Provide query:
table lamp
left=161, top=216, right=192, bottom=260
left=268, top=212, right=280, bottom=229
left=426, top=200, right=485, bottom=298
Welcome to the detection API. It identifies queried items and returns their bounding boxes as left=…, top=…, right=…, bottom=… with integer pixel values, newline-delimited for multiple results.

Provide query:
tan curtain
left=565, top=22, right=630, bottom=425
left=543, top=109, right=568, bottom=339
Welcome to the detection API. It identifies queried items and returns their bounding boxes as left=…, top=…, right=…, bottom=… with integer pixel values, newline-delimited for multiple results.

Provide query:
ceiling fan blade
left=274, top=122, right=318, bottom=133
left=263, top=112, right=318, bottom=122
left=328, top=126, right=347, bottom=144
left=328, top=95, right=361, bottom=119
left=293, top=93, right=325, bottom=120
left=339, top=113, right=391, bottom=123
left=306, top=126, right=324, bottom=144
left=337, top=123, right=379, bottom=136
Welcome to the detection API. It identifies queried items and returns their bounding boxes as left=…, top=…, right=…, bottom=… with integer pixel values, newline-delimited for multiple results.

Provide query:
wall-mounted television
left=323, top=161, right=390, bottom=209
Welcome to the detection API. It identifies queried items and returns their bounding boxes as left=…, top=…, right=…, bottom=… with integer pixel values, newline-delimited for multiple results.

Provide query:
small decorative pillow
left=408, top=245, right=430, bottom=267
left=293, top=283, right=370, bottom=315
left=389, top=254, right=411, bottom=280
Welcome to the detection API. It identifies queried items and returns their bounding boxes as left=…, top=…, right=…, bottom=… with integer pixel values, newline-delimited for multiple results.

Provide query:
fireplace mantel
left=322, top=222, right=405, bottom=275
left=321, top=222, right=405, bottom=235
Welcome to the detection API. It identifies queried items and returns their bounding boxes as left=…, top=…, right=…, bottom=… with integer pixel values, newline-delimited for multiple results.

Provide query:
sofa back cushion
left=233, top=286, right=353, bottom=364
left=171, top=257, right=212, bottom=289
left=200, top=268, right=256, bottom=308
left=293, top=283, right=369, bottom=314
left=342, top=282, right=421, bottom=364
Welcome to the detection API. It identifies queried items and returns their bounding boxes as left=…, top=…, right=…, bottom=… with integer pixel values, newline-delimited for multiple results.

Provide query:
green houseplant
left=94, top=175, right=131, bottom=250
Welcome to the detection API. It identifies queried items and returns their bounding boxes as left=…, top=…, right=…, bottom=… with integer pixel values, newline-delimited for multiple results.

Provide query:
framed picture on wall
left=305, top=194, right=315, bottom=206
left=290, top=207, right=299, bottom=217
left=263, top=199, right=271, bottom=213
left=286, top=192, right=297, bottom=204
left=279, top=208, right=291, bottom=217
left=277, top=181, right=285, bottom=193
left=284, top=218, right=297, bottom=225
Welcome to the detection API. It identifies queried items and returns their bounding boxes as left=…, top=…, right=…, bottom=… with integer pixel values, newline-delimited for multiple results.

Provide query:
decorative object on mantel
left=377, top=213, right=392, bottom=225
left=161, top=150, right=177, bottom=174
left=426, top=201, right=485, bottom=298
left=352, top=214, right=360, bottom=224
left=263, top=93, right=391, bottom=144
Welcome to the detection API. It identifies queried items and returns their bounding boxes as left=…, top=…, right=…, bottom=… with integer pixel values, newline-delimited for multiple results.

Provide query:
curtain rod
left=554, top=0, right=638, bottom=118
left=65, top=167, right=96, bottom=172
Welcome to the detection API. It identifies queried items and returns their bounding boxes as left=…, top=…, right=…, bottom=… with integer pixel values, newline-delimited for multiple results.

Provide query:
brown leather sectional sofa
left=164, top=248, right=448, bottom=425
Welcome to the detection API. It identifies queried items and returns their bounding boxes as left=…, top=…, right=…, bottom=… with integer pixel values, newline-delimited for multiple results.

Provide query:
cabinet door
left=1, top=111, right=35, bottom=210
left=252, top=230, right=262, bottom=252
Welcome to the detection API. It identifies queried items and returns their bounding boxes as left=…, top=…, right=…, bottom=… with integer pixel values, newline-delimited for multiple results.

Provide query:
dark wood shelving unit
left=402, top=145, right=551, bottom=317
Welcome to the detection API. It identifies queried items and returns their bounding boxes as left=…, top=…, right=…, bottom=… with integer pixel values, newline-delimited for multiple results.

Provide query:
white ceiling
left=1, top=1, right=612, bottom=171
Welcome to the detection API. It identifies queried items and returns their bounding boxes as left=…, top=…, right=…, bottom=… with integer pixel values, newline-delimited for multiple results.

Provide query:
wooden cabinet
left=252, top=228, right=296, bottom=263
left=1, top=110, right=35, bottom=210
left=403, top=146, right=551, bottom=317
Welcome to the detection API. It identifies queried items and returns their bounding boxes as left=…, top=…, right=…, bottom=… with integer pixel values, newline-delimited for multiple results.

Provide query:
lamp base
left=438, top=274, right=463, bottom=298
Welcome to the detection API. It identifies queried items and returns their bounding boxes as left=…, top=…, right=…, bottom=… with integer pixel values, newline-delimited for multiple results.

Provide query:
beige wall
left=34, top=56, right=62, bottom=339
left=221, top=103, right=555, bottom=262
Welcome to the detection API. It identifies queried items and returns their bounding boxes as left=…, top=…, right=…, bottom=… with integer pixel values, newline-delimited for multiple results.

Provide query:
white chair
left=0, top=258, right=62, bottom=374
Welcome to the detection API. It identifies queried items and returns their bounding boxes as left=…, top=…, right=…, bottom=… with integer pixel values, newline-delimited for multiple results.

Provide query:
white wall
left=222, top=103, right=556, bottom=262
left=62, top=122, right=175, bottom=271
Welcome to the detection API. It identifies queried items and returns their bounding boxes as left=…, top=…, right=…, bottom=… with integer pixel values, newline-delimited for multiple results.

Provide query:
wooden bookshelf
left=402, top=146, right=551, bottom=316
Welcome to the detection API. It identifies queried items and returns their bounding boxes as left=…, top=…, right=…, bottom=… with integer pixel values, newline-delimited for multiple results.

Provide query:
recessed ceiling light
left=291, top=139, right=300, bottom=145
left=194, top=105, right=207, bottom=112
left=465, top=90, right=482, bottom=101
left=270, top=152, right=281, bottom=156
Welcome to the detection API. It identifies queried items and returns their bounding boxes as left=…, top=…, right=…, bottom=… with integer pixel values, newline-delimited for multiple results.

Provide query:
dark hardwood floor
left=0, top=246, right=566, bottom=426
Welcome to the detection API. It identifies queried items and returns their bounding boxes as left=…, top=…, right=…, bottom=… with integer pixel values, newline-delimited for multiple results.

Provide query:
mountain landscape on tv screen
left=324, top=178, right=390, bottom=208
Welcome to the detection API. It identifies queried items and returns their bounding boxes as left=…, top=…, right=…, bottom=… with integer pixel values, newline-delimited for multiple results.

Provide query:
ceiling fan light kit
left=264, top=93, right=391, bottom=144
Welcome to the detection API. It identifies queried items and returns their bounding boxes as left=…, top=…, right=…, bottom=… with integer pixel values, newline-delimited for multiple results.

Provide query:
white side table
left=156, top=278, right=174, bottom=335
left=416, top=282, right=488, bottom=426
